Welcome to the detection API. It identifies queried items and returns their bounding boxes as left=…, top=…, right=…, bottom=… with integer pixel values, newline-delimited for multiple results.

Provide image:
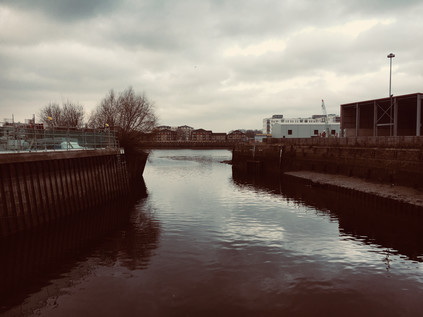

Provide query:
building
left=340, top=93, right=423, bottom=137
left=211, top=132, right=227, bottom=142
left=176, top=125, right=194, bottom=141
left=263, top=113, right=340, bottom=139
left=156, top=125, right=172, bottom=131
left=191, top=128, right=212, bottom=141
left=154, top=128, right=177, bottom=141
left=263, top=114, right=340, bottom=134
left=271, top=122, right=340, bottom=138
left=263, top=115, right=284, bottom=134
left=227, top=130, right=247, bottom=142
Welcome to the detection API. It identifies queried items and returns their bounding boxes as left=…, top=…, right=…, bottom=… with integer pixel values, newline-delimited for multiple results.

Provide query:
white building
left=272, top=122, right=341, bottom=138
left=263, top=115, right=284, bottom=134
left=263, top=114, right=341, bottom=138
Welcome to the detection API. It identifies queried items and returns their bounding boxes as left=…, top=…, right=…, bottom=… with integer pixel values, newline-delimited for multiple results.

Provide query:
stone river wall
left=232, top=136, right=423, bottom=188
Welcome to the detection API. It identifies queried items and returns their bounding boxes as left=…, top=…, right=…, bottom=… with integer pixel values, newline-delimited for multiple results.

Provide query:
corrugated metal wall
left=0, top=150, right=129, bottom=236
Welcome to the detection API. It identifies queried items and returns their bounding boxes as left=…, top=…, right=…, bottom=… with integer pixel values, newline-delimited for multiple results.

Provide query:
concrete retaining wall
left=232, top=137, right=423, bottom=188
left=0, top=150, right=130, bottom=236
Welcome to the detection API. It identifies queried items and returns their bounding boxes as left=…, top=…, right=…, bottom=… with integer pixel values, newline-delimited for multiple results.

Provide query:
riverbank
left=4, top=149, right=423, bottom=316
left=0, top=149, right=131, bottom=236
left=284, top=171, right=423, bottom=208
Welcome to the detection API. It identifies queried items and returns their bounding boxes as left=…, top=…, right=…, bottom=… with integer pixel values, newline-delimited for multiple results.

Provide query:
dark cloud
left=0, top=0, right=422, bottom=131
left=1, top=0, right=118, bottom=21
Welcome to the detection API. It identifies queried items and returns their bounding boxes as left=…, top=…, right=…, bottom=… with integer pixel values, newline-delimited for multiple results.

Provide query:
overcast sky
left=1, top=0, right=422, bottom=132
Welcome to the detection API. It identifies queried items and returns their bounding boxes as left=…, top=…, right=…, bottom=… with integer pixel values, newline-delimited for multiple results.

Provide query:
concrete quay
left=232, top=136, right=423, bottom=208
left=284, top=170, right=423, bottom=209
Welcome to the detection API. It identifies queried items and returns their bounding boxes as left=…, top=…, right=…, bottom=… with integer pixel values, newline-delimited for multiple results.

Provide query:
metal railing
left=0, top=122, right=118, bottom=153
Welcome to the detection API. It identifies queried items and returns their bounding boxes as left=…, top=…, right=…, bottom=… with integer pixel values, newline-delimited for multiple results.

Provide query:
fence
left=0, top=123, right=118, bottom=153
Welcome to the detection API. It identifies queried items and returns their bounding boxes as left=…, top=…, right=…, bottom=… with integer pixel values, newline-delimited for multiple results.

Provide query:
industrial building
left=264, top=113, right=340, bottom=139
left=340, top=93, right=423, bottom=137
left=264, top=114, right=339, bottom=134
left=271, top=121, right=340, bottom=138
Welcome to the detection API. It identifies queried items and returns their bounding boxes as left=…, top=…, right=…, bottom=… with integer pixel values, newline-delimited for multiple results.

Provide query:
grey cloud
left=1, top=0, right=422, bottom=131
left=1, top=0, right=118, bottom=21
left=342, top=0, right=423, bottom=15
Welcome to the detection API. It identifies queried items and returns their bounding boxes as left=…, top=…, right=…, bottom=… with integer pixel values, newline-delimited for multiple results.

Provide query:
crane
left=321, top=99, right=330, bottom=138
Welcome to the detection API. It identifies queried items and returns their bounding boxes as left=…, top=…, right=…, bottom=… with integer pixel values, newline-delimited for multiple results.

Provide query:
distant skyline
left=1, top=0, right=422, bottom=132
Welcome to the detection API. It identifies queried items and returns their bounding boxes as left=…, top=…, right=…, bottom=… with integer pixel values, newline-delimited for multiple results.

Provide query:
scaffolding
left=0, top=122, right=118, bottom=153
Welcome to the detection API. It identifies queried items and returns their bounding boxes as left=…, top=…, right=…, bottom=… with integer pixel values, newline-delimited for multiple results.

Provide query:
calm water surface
left=2, top=149, right=423, bottom=316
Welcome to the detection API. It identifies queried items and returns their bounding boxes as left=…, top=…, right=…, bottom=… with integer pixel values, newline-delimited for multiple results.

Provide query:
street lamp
left=387, top=53, right=395, bottom=97
left=387, top=53, right=395, bottom=136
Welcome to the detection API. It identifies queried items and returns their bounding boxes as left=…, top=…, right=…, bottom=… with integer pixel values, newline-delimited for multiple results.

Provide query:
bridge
left=139, top=140, right=238, bottom=149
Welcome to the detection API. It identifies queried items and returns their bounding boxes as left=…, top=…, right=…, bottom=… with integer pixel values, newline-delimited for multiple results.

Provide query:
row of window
left=286, top=129, right=336, bottom=135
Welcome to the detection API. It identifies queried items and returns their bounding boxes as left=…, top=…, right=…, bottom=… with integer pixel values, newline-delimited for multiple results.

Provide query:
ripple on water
left=6, top=149, right=423, bottom=316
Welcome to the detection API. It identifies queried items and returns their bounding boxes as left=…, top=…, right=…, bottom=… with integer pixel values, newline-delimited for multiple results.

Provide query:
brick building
left=191, top=128, right=212, bottom=141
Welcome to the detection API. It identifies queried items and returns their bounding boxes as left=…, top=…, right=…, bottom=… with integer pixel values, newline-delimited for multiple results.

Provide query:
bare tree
left=39, top=101, right=85, bottom=128
left=62, top=102, right=85, bottom=128
left=244, top=129, right=262, bottom=138
left=117, top=87, right=157, bottom=133
left=89, top=88, right=157, bottom=132
left=39, top=102, right=61, bottom=127
left=89, top=87, right=158, bottom=152
left=88, top=90, right=118, bottom=129
left=89, top=87, right=158, bottom=186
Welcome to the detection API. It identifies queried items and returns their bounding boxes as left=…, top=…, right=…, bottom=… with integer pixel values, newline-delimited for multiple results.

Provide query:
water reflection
left=232, top=167, right=423, bottom=262
left=4, top=150, right=423, bottom=316
left=0, top=179, right=160, bottom=314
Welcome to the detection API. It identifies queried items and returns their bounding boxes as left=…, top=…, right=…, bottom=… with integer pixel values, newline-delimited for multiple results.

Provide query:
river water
left=2, top=149, right=423, bottom=316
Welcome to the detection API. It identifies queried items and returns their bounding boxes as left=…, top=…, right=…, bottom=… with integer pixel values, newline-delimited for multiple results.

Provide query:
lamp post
left=387, top=53, right=395, bottom=136
left=387, top=53, right=395, bottom=97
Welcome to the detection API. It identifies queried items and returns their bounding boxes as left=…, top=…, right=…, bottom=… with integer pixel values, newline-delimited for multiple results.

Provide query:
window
left=288, top=130, right=292, bottom=135
left=314, top=130, right=318, bottom=135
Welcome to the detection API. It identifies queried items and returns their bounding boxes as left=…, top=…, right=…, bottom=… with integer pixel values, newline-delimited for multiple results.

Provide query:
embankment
left=232, top=136, right=423, bottom=189
left=0, top=149, right=147, bottom=237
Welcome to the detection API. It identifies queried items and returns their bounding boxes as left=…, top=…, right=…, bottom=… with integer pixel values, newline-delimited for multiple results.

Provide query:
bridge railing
left=0, top=123, right=118, bottom=153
